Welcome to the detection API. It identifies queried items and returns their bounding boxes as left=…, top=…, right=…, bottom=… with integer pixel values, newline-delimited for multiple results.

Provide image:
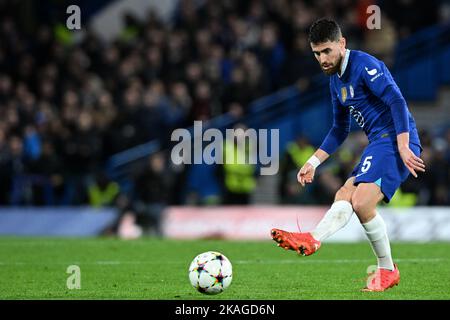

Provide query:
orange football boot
left=271, top=228, right=321, bottom=256
left=362, top=264, right=400, bottom=292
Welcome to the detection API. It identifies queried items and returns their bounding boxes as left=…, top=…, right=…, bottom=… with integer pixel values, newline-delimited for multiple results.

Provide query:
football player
left=271, top=18, right=425, bottom=292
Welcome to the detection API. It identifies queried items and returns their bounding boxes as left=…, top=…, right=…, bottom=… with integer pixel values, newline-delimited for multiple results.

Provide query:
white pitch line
left=235, top=258, right=446, bottom=264
left=0, top=258, right=446, bottom=266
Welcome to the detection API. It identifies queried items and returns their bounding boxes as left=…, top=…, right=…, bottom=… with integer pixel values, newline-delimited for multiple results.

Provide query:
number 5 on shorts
left=361, top=156, right=373, bottom=173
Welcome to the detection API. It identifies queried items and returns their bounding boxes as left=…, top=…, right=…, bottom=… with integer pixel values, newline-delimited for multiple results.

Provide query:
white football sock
left=310, top=200, right=353, bottom=241
left=362, top=213, right=395, bottom=271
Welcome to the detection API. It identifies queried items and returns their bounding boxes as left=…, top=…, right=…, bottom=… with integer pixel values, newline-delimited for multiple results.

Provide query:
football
left=188, top=251, right=233, bottom=295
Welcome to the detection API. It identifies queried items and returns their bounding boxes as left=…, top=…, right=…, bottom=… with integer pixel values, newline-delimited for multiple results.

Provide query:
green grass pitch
left=0, top=237, right=449, bottom=299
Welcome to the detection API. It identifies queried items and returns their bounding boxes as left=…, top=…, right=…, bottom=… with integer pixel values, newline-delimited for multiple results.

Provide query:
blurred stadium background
left=0, top=0, right=450, bottom=242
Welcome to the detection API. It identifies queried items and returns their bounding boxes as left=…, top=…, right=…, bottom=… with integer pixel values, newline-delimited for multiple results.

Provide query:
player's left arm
left=396, top=132, right=425, bottom=177
left=362, top=60, right=425, bottom=178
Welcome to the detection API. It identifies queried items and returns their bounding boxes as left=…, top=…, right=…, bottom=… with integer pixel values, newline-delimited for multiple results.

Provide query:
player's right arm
left=298, top=84, right=351, bottom=186
left=297, top=148, right=329, bottom=186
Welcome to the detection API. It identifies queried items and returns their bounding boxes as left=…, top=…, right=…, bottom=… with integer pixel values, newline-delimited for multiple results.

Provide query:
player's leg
left=351, top=182, right=384, bottom=223
left=352, top=183, right=400, bottom=291
left=349, top=140, right=411, bottom=291
left=271, top=177, right=356, bottom=255
left=351, top=182, right=394, bottom=271
left=309, top=177, right=356, bottom=241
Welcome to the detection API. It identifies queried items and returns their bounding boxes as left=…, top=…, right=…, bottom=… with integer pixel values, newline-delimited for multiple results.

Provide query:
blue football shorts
left=350, top=138, right=422, bottom=203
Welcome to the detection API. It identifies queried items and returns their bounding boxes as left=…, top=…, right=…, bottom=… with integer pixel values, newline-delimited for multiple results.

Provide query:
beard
left=321, top=54, right=343, bottom=75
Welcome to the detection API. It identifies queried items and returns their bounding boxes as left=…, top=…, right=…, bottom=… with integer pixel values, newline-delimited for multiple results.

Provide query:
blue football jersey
left=321, top=49, right=421, bottom=155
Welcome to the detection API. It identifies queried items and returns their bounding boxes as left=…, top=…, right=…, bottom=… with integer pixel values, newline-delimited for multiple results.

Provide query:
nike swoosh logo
left=356, top=172, right=367, bottom=178
left=365, top=67, right=377, bottom=76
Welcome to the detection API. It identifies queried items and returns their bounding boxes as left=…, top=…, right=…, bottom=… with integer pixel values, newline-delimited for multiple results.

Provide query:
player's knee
left=350, top=193, right=368, bottom=215
left=351, top=194, right=376, bottom=223
left=335, top=185, right=354, bottom=202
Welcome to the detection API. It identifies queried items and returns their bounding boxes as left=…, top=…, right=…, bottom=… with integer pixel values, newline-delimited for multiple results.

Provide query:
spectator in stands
left=27, top=140, right=64, bottom=205
left=61, top=110, right=102, bottom=205
left=280, top=32, right=320, bottom=90
left=0, top=128, right=12, bottom=204
left=256, top=22, right=286, bottom=91
left=190, top=80, right=214, bottom=121
left=218, top=123, right=257, bottom=205
left=88, top=172, right=120, bottom=208
left=133, top=152, right=171, bottom=235
left=5, top=135, right=28, bottom=205
left=279, top=136, right=316, bottom=204
left=427, top=138, right=450, bottom=205
left=222, top=66, right=253, bottom=108
left=363, top=13, right=397, bottom=66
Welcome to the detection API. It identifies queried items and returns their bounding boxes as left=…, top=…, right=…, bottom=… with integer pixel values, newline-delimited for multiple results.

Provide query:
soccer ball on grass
left=188, top=251, right=233, bottom=295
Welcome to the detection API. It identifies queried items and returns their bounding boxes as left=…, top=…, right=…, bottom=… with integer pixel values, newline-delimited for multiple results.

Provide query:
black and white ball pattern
left=188, top=251, right=233, bottom=295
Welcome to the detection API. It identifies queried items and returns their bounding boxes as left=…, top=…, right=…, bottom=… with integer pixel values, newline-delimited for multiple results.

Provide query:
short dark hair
left=308, top=18, right=342, bottom=44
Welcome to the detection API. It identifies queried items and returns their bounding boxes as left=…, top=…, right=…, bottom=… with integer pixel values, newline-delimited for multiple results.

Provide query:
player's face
left=311, top=39, right=345, bottom=75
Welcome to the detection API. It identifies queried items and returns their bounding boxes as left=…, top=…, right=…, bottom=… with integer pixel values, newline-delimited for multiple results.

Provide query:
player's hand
left=399, top=146, right=425, bottom=178
left=297, top=163, right=315, bottom=187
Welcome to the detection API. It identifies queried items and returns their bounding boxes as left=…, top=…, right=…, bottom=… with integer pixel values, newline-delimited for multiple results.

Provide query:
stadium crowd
left=0, top=0, right=449, bottom=229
